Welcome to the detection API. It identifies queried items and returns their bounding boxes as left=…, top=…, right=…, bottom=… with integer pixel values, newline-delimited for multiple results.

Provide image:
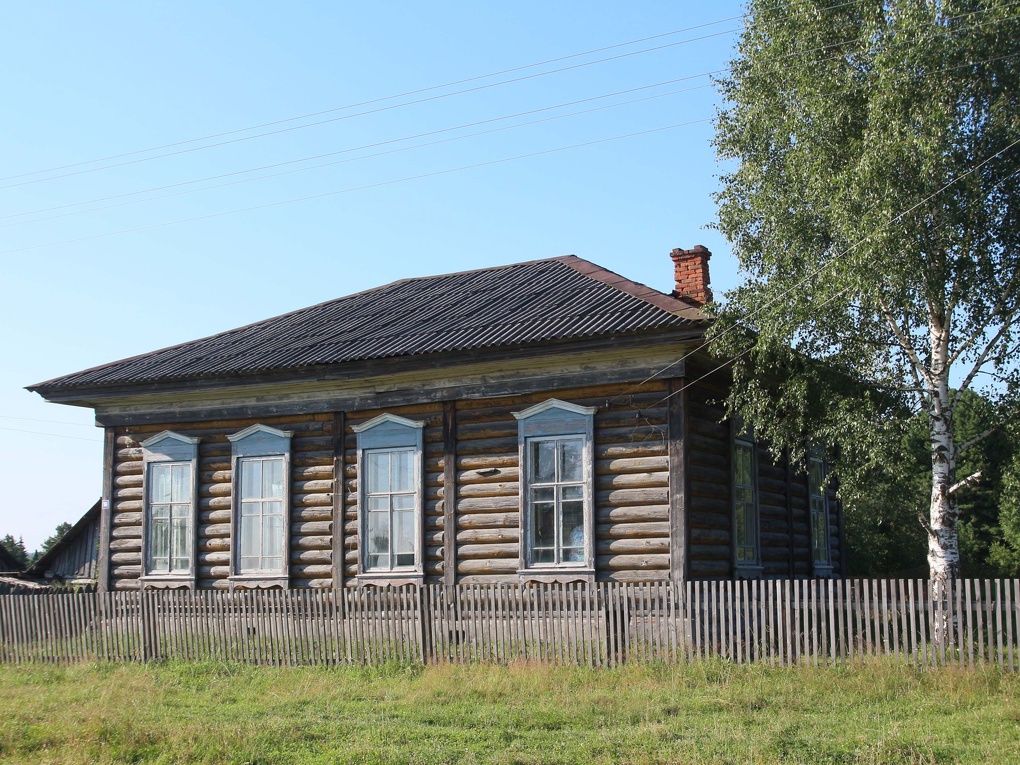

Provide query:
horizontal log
left=596, top=441, right=666, bottom=460
left=198, top=551, right=229, bottom=566
left=113, top=500, right=143, bottom=512
left=201, top=523, right=231, bottom=538
left=114, top=474, right=143, bottom=489
left=292, top=521, right=332, bottom=535
left=111, top=565, right=141, bottom=578
left=292, top=479, right=333, bottom=494
left=293, top=492, right=333, bottom=508
left=596, top=487, right=668, bottom=507
left=595, top=553, right=669, bottom=571
left=199, top=509, right=231, bottom=524
left=595, top=505, right=667, bottom=523
left=688, top=560, right=730, bottom=577
left=197, top=565, right=230, bottom=579
left=689, top=480, right=728, bottom=501
left=290, top=549, right=331, bottom=564
left=596, top=538, right=668, bottom=555
left=109, top=538, right=141, bottom=552
left=115, top=461, right=144, bottom=476
left=456, top=437, right=518, bottom=456
left=595, top=472, right=668, bottom=491
left=602, top=570, right=672, bottom=583
left=455, top=527, right=520, bottom=544
left=113, top=579, right=142, bottom=590
left=199, top=497, right=231, bottom=511
left=198, top=537, right=230, bottom=552
left=594, top=455, right=668, bottom=476
left=456, top=454, right=517, bottom=471
left=200, top=470, right=232, bottom=483
left=110, top=552, right=140, bottom=565
left=293, top=535, right=332, bottom=551
left=455, top=512, right=520, bottom=530
left=457, top=543, right=518, bottom=559
left=112, top=512, right=142, bottom=526
left=456, top=466, right=519, bottom=485
left=456, top=496, right=519, bottom=513
left=199, top=484, right=231, bottom=499
left=457, top=482, right=519, bottom=499
left=292, top=465, right=333, bottom=481
left=111, top=525, right=142, bottom=539
left=690, top=527, right=729, bottom=545
left=597, top=521, right=670, bottom=539
left=456, top=558, right=518, bottom=575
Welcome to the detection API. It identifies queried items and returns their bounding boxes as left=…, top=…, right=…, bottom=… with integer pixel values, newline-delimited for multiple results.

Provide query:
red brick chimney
left=670, top=245, right=713, bottom=306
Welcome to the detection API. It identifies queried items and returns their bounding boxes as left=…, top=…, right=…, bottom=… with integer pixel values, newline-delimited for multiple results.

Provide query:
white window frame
left=353, top=413, right=425, bottom=586
left=514, top=399, right=596, bottom=583
left=732, top=421, right=762, bottom=578
left=228, top=424, right=292, bottom=589
left=140, top=431, right=200, bottom=589
left=808, top=453, right=833, bottom=576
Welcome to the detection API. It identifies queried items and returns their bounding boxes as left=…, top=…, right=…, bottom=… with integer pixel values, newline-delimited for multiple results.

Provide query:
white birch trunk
left=926, top=332, right=960, bottom=586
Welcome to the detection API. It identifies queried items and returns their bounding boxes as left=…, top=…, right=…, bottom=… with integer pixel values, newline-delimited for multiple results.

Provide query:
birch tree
left=711, top=0, right=1020, bottom=584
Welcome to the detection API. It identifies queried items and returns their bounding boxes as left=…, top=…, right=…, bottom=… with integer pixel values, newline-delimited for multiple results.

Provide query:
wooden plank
left=442, top=401, right=458, bottom=586
left=666, top=378, right=688, bottom=584
left=97, top=428, right=116, bottom=592
left=331, top=412, right=346, bottom=591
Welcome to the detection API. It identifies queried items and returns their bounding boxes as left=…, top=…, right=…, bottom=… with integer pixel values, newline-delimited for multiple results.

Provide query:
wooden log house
left=29, top=247, right=843, bottom=592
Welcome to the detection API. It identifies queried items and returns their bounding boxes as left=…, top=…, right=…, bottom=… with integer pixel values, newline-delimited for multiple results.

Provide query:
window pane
left=393, top=509, right=415, bottom=556
left=241, top=501, right=259, bottom=517
left=533, top=548, right=554, bottom=564
left=241, top=459, right=261, bottom=500
left=240, top=516, right=259, bottom=562
left=562, top=485, right=583, bottom=502
left=531, top=486, right=554, bottom=503
left=368, top=511, right=389, bottom=555
left=150, top=464, right=172, bottom=503
left=533, top=502, right=555, bottom=549
left=265, top=501, right=283, bottom=518
left=367, top=452, right=388, bottom=493
left=264, top=458, right=284, bottom=499
left=240, top=556, right=258, bottom=571
left=263, top=514, right=283, bottom=562
left=809, top=459, right=824, bottom=494
left=561, top=502, right=584, bottom=552
left=735, top=504, right=747, bottom=546
left=367, top=553, right=388, bottom=570
left=150, top=504, right=170, bottom=519
left=170, top=463, right=191, bottom=502
left=559, top=439, right=583, bottom=482
left=530, top=440, right=556, bottom=483
left=391, top=450, right=413, bottom=493
left=367, top=495, right=387, bottom=512
left=170, top=517, right=189, bottom=557
left=149, top=517, right=169, bottom=571
left=392, top=493, right=414, bottom=512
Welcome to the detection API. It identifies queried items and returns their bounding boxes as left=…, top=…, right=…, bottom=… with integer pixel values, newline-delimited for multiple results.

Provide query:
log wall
left=105, top=378, right=841, bottom=590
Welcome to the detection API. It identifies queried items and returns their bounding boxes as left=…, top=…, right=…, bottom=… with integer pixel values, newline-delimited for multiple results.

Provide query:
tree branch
left=949, top=470, right=983, bottom=495
left=952, top=314, right=1017, bottom=408
left=956, top=427, right=998, bottom=457
left=878, top=295, right=935, bottom=389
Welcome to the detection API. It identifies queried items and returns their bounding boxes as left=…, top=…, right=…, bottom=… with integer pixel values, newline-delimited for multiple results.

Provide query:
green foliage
left=39, top=522, right=72, bottom=556
left=711, top=0, right=1020, bottom=576
left=0, top=662, right=1017, bottom=763
left=0, top=535, right=30, bottom=569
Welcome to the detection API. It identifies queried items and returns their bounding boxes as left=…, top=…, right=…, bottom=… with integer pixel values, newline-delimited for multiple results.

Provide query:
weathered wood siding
left=104, top=378, right=840, bottom=589
left=37, top=512, right=101, bottom=583
left=110, top=414, right=338, bottom=591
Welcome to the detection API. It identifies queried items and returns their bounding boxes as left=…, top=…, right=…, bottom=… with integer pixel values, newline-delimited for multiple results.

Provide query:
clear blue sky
left=1, top=1, right=746, bottom=550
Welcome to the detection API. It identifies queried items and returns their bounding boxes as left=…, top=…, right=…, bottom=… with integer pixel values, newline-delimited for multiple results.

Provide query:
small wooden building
left=29, top=247, right=843, bottom=592
left=26, top=500, right=102, bottom=586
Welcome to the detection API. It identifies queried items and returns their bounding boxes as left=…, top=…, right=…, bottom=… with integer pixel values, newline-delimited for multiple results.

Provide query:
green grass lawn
left=0, top=660, right=1017, bottom=764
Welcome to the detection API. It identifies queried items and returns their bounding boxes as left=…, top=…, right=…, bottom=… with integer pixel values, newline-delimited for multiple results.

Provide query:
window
left=808, top=454, right=832, bottom=573
left=141, top=431, right=200, bottom=587
left=514, top=399, right=596, bottom=581
left=353, top=413, right=424, bottom=582
left=732, top=423, right=761, bottom=576
left=228, top=424, right=292, bottom=587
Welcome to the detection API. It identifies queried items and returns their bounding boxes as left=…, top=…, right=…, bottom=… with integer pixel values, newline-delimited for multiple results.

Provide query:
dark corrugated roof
left=31, top=255, right=704, bottom=392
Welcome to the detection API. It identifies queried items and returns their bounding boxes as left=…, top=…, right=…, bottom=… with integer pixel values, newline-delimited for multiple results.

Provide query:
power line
left=0, top=415, right=96, bottom=428
left=0, top=426, right=101, bottom=443
left=0, top=119, right=710, bottom=256
left=0, top=80, right=716, bottom=228
left=0, top=26, right=740, bottom=192
left=4, top=8, right=1014, bottom=230
left=1, top=2, right=866, bottom=183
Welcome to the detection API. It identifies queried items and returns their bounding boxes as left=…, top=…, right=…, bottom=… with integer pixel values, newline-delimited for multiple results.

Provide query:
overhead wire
left=0, top=426, right=101, bottom=443
left=0, top=0, right=868, bottom=184
left=3, top=7, right=1014, bottom=236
